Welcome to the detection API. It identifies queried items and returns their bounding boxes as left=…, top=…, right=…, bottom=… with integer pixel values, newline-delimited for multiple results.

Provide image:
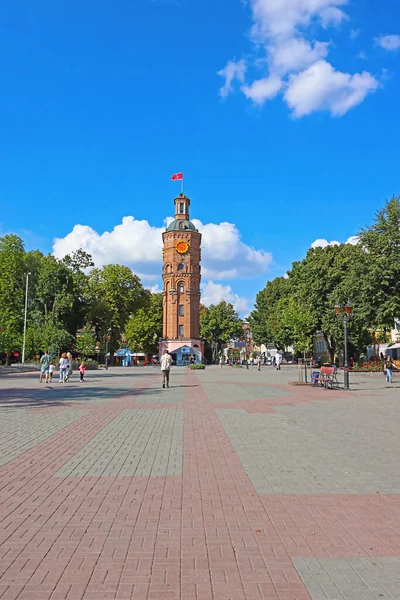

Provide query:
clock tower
left=159, top=193, right=204, bottom=364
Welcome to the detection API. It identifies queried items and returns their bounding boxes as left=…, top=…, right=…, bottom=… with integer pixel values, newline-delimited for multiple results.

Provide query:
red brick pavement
left=0, top=370, right=398, bottom=599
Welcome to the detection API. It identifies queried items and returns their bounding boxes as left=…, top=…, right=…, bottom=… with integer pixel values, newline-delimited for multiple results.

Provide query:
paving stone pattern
left=56, top=408, right=184, bottom=477
left=216, top=393, right=400, bottom=494
left=0, top=409, right=86, bottom=466
left=0, top=366, right=399, bottom=599
left=294, top=557, right=400, bottom=599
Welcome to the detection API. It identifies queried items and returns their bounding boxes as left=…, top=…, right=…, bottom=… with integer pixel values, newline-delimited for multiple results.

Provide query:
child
left=79, top=361, right=86, bottom=382
left=49, top=361, right=55, bottom=382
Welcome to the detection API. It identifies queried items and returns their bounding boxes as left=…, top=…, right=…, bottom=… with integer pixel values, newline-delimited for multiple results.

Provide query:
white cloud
left=201, top=281, right=250, bottom=315
left=312, top=238, right=340, bottom=249
left=218, top=0, right=379, bottom=117
left=192, top=219, right=273, bottom=279
left=250, top=0, right=348, bottom=40
left=284, top=60, right=379, bottom=117
left=311, top=235, right=359, bottom=248
left=53, top=215, right=272, bottom=286
left=319, top=6, right=348, bottom=28
left=349, top=28, right=360, bottom=40
left=375, top=34, right=400, bottom=51
left=242, top=76, right=283, bottom=104
left=346, top=235, right=360, bottom=245
left=268, top=38, right=330, bottom=75
left=218, top=59, right=247, bottom=98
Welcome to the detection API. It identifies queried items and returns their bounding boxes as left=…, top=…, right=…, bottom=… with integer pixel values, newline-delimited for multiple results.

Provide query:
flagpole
left=181, top=175, right=184, bottom=195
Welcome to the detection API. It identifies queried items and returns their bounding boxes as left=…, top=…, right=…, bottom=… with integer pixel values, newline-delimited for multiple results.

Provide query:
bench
left=313, top=366, right=339, bottom=389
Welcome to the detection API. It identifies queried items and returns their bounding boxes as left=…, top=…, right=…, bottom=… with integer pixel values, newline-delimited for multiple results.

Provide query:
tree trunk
left=211, top=341, right=219, bottom=364
left=324, top=334, right=335, bottom=364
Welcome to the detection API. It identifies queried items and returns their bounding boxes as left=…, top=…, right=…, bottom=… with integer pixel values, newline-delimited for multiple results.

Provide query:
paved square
left=0, top=365, right=399, bottom=599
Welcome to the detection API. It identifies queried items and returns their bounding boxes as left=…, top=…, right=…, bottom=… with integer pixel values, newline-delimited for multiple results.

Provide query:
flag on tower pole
left=171, top=172, right=184, bottom=194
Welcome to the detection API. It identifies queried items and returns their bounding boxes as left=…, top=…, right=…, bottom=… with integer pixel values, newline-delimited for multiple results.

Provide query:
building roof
left=166, top=219, right=198, bottom=232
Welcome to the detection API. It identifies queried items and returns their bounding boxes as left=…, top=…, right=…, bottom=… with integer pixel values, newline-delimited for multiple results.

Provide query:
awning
left=388, top=343, right=400, bottom=350
left=114, top=349, right=131, bottom=356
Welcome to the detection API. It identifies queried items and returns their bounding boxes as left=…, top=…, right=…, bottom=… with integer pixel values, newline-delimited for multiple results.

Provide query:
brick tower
left=159, top=193, right=204, bottom=364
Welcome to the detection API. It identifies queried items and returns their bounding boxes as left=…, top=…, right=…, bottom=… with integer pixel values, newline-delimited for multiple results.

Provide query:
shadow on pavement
left=0, top=385, right=164, bottom=409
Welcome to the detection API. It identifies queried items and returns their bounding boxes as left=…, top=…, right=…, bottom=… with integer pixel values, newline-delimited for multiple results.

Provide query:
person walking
left=49, top=361, right=55, bottom=383
left=160, top=350, right=172, bottom=388
left=257, top=355, right=262, bottom=371
left=219, top=355, right=223, bottom=368
left=65, top=352, right=73, bottom=382
left=59, top=353, right=68, bottom=383
left=39, top=351, right=51, bottom=383
left=79, top=361, right=86, bottom=382
left=275, top=351, right=282, bottom=371
left=385, top=355, right=396, bottom=384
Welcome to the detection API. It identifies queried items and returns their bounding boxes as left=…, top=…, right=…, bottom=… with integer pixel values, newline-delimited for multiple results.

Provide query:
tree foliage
left=200, top=301, right=242, bottom=362
left=75, top=323, right=97, bottom=359
left=249, top=197, right=400, bottom=362
left=125, top=293, right=163, bottom=355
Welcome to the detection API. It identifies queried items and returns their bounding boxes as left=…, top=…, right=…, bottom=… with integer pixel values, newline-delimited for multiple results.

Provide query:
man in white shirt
left=160, top=350, right=172, bottom=388
left=275, top=352, right=283, bottom=371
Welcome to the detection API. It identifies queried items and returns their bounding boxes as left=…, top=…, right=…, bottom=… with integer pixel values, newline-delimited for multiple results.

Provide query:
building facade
left=159, top=194, right=204, bottom=365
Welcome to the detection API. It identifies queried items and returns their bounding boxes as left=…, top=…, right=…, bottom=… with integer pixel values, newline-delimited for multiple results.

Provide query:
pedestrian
left=385, top=355, right=397, bottom=384
left=79, top=361, right=86, bottom=382
left=49, top=361, right=55, bottom=382
left=275, top=351, right=282, bottom=371
left=219, top=355, right=223, bottom=368
left=272, top=356, right=276, bottom=367
left=160, top=350, right=172, bottom=388
left=257, top=355, right=261, bottom=371
left=39, top=350, right=51, bottom=383
left=65, top=352, right=73, bottom=382
left=59, top=353, right=68, bottom=383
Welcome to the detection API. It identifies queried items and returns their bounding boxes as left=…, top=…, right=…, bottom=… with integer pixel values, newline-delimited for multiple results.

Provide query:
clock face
left=176, top=241, right=189, bottom=254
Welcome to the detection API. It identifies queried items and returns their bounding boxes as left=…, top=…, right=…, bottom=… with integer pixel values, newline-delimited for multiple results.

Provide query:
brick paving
left=0, top=366, right=399, bottom=599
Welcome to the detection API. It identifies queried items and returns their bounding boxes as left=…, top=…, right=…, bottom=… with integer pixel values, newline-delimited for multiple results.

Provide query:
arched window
left=178, top=282, right=184, bottom=294
left=165, top=263, right=172, bottom=273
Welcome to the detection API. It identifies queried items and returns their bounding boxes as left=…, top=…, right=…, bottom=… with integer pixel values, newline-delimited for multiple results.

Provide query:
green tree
left=0, top=235, right=26, bottom=361
left=248, top=277, right=289, bottom=349
left=87, top=264, right=150, bottom=350
left=357, top=196, right=400, bottom=329
left=125, top=293, right=163, bottom=355
left=200, top=301, right=242, bottom=363
left=276, top=296, right=315, bottom=355
left=288, top=243, right=368, bottom=362
left=75, top=323, right=97, bottom=359
left=33, top=316, right=73, bottom=355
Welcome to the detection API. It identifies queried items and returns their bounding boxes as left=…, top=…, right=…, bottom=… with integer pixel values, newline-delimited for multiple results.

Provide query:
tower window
left=179, top=325, right=184, bottom=337
left=177, top=263, right=184, bottom=271
left=179, top=304, right=184, bottom=316
left=178, top=282, right=184, bottom=294
left=179, top=203, right=185, bottom=214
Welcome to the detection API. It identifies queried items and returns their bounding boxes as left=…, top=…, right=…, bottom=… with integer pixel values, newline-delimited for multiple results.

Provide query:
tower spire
left=174, top=193, right=190, bottom=221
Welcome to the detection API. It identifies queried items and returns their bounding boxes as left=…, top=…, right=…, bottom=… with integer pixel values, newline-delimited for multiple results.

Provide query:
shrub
left=190, top=364, right=205, bottom=370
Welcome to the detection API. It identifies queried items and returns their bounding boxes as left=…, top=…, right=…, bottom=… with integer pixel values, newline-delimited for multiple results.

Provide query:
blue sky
left=1, top=0, right=399, bottom=314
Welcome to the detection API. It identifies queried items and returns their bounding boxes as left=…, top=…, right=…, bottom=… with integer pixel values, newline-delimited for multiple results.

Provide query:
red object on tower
left=171, top=172, right=183, bottom=181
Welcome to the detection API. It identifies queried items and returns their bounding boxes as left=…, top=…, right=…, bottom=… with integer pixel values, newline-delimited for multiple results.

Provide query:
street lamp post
left=21, top=272, right=31, bottom=365
left=245, top=330, right=251, bottom=370
left=104, top=332, right=111, bottom=370
left=334, top=302, right=353, bottom=391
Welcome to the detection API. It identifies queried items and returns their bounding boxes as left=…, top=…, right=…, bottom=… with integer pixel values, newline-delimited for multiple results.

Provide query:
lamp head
left=345, top=301, right=353, bottom=316
left=334, top=304, right=341, bottom=315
